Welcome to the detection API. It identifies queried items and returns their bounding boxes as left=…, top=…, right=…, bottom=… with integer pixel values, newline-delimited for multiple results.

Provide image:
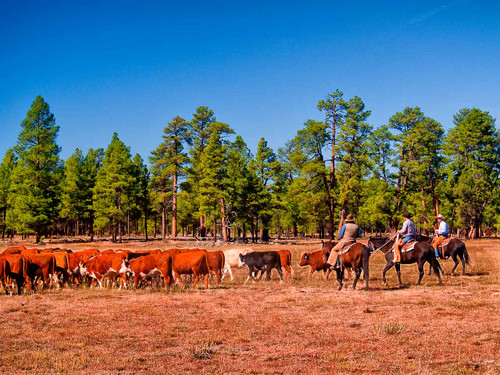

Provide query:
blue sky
left=1, top=0, right=499, bottom=161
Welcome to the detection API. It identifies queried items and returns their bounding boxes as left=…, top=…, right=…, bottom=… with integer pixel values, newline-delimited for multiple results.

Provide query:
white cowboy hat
left=437, top=214, right=445, bottom=219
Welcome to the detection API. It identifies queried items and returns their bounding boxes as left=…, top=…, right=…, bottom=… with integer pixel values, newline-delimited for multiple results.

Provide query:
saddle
left=440, top=237, right=452, bottom=248
left=390, top=239, right=416, bottom=253
left=339, top=241, right=356, bottom=255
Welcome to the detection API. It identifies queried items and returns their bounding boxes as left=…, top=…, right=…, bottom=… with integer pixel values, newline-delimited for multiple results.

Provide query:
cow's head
left=238, top=253, right=246, bottom=268
left=119, top=260, right=132, bottom=275
left=299, top=253, right=310, bottom=266
left=79, top=262, right=88, bottom=277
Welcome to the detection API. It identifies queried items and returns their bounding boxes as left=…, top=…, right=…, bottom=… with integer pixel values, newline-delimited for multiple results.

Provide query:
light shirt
left=399, top=218, right=416, bottom=237
left=438, top=220, right=449, bottom=236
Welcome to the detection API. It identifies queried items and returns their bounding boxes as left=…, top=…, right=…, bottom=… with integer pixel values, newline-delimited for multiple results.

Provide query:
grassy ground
left=0, top=239, right=498, bottom=374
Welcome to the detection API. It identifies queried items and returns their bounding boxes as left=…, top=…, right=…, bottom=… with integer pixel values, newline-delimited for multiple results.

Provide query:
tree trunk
left=199, top=216, right=206, bottom=237
left=220, top=197, right=228, bottom=242
left=144, top=209, right=148, bottom=241
left=118, top=193, right=123, bottom=243
left=162, top=207, right=166, bottom=242
left=172, top=172, right=178, bottom=238
left=213, top=220, right=217, bottom=243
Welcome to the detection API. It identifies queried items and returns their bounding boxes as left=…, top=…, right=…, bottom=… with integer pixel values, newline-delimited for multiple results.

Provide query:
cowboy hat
left=403, top=211, right=412, bottom=219
left=345, top=214, right=354, bottom=222
left=437, top=214, right=445, bottom=219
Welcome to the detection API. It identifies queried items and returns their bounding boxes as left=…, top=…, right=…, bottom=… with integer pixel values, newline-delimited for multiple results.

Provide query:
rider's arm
left=399, top=220, right=408, bottom=235
left=338, top=225, right=346, bottom=239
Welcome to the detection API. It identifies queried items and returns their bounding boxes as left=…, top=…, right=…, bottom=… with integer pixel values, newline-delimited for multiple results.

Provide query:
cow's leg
left=382, top=262, right=393, bottom=286
left=192, top=272, right=201, bottom=288
left=173, top=270, right=185, bottom=288
left=265, top=265, right=272, bottom=281
left=257, top=269, right=265, bottom=281
left=450, top=253, right=459, bottom=275
left=276, top=266, right=283, bottom=282
left=204, top=273, right=209, bottom=289
left=310, top=269, right=315, bottom=279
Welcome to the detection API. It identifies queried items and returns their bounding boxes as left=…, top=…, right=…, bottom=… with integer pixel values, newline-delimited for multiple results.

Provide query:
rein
left=370, top=238, right=394, bottom=254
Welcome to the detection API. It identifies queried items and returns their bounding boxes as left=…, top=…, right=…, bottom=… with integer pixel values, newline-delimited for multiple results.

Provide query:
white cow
left=222, top=248, right=252, bottom=281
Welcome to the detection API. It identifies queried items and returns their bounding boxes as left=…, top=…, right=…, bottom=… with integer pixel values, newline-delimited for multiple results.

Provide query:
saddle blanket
left=440, top=237, right=452, bottom=247
left=390, top=240, right=416, bottom=253
left=339, top=242, right=356, bottom=255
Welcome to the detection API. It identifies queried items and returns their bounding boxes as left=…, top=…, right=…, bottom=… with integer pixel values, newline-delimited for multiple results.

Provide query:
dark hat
left=403, top=211, right=412, bottom=219
left=345, top=214, right=354, bottom=222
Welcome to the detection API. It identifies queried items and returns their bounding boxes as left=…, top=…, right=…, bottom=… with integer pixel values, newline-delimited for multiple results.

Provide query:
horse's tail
left=461, top=243, right=471, bottom=265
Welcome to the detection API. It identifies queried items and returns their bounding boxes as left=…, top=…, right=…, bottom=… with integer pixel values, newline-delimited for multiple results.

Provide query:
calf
left=205, top=250, right=225, bottom=284
left=129, top=253, right=173, bottom=290
left=222, top=248, right=251, bottom=281
left=172, top=251, right=210, bottom=289
left=68, top=249, right=100, bottom=284
left=79, top=253, right=132, bottom=288
left=300, top=250, right=332, bottom=279
left=239, top=251, right=283, bottom=283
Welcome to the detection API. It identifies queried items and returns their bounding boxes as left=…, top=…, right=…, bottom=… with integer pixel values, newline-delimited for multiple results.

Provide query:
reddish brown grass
left=0, top=239, right=498, bottom=374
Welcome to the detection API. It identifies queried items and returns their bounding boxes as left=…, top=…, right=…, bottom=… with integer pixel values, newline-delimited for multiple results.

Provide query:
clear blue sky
left=1, top=0, right=499, bottom=161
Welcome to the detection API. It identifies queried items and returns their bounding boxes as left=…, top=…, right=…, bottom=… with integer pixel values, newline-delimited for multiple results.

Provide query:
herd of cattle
left=0, top=246, right=331, bottom=295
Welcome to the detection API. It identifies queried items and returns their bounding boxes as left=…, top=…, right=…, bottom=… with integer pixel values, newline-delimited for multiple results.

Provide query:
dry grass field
left=0, top=239, right=498, bottom=374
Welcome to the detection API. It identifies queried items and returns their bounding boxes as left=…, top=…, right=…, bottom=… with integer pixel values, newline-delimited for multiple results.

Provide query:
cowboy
left=393, top=212, right=416, bottom=264
left=327, top=215, right=362, bottom=269
left=432, top=214, right=449, bottom=258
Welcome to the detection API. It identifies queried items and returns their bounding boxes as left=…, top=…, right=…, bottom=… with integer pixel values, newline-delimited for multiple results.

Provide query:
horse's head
left=321, top=240, right=336, bottom=256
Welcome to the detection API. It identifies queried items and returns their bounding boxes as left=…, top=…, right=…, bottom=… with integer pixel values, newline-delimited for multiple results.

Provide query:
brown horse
left=367, top=237, right=443, bottom=287
left=322, top=241, right=370, bottom=290
left=416, top=235, right=471, bottom=275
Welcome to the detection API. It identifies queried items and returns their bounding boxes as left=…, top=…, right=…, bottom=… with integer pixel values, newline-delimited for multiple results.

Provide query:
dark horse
left=367, top=238, right=443, bottom=287
left=322, top=241, right=370, bottom=290
left=416, top=235, right=471, bottom=275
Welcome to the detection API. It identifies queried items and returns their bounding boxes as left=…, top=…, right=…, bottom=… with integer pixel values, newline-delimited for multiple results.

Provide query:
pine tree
left=8, top=96, right=62, bottom=242
left=132, top=154, right=150, bottom=239
left=60, top=148, right=86, bottom=235
left=80, top=148, right=104, bottom=240
left=317, top=89, right=347, bottom=238
left=444, top=108, right=500, bottom=237
left=0, top=149, right=16, bottom=238
left=93, top=133, right=135, bottom=242
left=150, top=116, right=190, bottom=239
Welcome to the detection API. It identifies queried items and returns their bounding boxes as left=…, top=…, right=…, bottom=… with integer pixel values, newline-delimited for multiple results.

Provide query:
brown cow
left=79, top=253, right=132, bottom=288
left=0, top=257, right=9, bottom=294
left=52, top=251, right=71, bottom=285
left=21, top=248, right=40, bottom=256
left=129, top=253, right=173, bottom=290
left=300, top=250, right=332, bottom=279
left=172, top=251, right=210, bottom=289
left=0, top=254, right=30, bottom=294
left=2, top=246, right=26, bottom=255
left=205, top=250, right=225, bottom=284
left=68, top=249, right=100, bottom=284
left=25, top=254, right=57, bottom=289
left=277, top=250, right=293, bottom=281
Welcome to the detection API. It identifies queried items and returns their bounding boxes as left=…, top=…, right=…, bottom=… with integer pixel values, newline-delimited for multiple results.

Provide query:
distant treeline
left=1, top=92, right=499, bottom=243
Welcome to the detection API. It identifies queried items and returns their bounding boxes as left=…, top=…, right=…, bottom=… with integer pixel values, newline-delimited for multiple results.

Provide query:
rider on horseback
left=432, top=214, right=449, bottom=258
left=327, top=214, right=362, bottom=270
left=393, top=212, right=416, bottom=264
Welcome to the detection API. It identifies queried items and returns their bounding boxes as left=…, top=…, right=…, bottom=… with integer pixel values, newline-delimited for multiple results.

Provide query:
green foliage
left=444, top=108, right=500, bottom=235
left=93, top=133, right=135, bottom=240
left=8, top=96, right=62, bottom=239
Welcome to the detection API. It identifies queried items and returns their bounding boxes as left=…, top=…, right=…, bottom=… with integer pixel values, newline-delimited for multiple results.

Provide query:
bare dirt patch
left=0, top=239, right=499, bottom=374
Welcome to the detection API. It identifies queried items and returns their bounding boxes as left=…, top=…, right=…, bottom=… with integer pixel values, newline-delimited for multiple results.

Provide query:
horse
left=322, top=241, right=370, bottom=290
left=367, top=237, right=443, bottom=287
left=416, top=235, right=471, bottom=275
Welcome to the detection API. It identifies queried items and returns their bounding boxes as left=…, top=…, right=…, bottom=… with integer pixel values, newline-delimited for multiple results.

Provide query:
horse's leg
left=432, top=257, right=443, bottom=285
left=395, top=263, right=402, bottom=286
left=336, top=268, right=343, bottom=291
left=352, top=265, right=361, bottom=290
left=363, top=251, right=370, bottom=290
left=416, top=260, right=424, bottom=285
left=450, top=253, right=459, bottom=275
left=382, top=261, right=393, bottom=286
